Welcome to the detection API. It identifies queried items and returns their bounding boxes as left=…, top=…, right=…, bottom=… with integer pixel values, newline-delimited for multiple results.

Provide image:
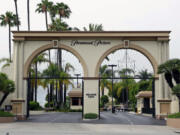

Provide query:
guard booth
left=68, top=88, right=82, bottom=110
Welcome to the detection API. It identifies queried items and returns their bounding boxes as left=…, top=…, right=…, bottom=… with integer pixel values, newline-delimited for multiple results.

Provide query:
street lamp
left=108, top=64, right=117, bottom=113
left=74, top=74, right=81, bottom=88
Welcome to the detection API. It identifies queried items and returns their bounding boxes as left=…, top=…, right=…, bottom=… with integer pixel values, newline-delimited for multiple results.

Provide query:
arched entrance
left=24, top=43, right=88, bottom=78
left=3, top=31, right=174, bottom=120
left=95, top=44, right=158, bottom=77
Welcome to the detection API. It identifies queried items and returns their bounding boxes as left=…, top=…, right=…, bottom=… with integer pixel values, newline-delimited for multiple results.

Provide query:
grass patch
left=84, top=113, right=98, bottom=119
left=0, top=111, right=14, bottom=117
left=168, top=112, right=180, bottom=118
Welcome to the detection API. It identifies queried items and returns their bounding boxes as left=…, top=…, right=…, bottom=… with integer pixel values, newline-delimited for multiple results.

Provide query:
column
left=83, top=79, right=99, bottom=118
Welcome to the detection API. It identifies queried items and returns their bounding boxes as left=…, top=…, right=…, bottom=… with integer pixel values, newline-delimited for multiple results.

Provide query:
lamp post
left=74, top=74, right=81, bottom=88
left=108, top=64, right=117, bottom=113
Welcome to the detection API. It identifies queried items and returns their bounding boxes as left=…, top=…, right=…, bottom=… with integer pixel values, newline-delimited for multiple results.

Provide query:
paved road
left=0, top=112, right=177, bottom=135
left=0, top=122, right=177, bottom=135
left=22, top=111, right=165, bottom=125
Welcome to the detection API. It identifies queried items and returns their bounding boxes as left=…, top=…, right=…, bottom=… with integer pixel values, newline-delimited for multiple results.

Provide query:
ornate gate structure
left=2, top=31, right=178, bottom=120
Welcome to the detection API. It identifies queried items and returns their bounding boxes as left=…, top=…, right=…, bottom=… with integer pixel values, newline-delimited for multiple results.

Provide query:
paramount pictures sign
left=71, top=40, right=111, bottom=46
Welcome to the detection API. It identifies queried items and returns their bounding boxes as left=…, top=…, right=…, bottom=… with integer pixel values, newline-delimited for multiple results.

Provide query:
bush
left=44, top=102, right=54, bottom=108
left=29, top=101, right=42, bottom=110
left=168, top=112, right=180, bottom=118
left=0, top=111, right=14, bottom=117
left=69, top=109, right=82, bottom=112
left=101, top=95, right=109, bottom=105
left=84, top=113, right=98, bottom=119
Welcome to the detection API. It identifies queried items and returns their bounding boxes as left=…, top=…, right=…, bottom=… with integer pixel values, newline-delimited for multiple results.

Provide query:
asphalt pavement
left=22, top=111, right=166, bottom=125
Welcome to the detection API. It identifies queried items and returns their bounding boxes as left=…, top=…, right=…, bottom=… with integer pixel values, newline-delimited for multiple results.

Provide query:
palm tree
left=63, top=63, right=74, bottom=106
left=99, top=65, right=111, bottom=96
left=48, top=18, right=70, bottom=31
left=42, top=63, right=60, bottom=104
left=158, top=59, right=180, bottom=88
left=31, top=52, right=49, bottom=102
left=0, top=11, right=20, bottom=61
left=40, top=79, right=50, bottom=107
left=0, top=72, right=15, bottom=107
left=56, top=2, right=71, bottom=20
left=48, top=3, right=57, bottom=23
left=14, top=0, right=19, bottom=31
left=0, top=58, right=11, bottom=69
left=27, top=0, right=30, bottom=31
left=36, top=0, right=53, bottom=30
left=83, top=23, right=103, bottom=31
left=136, top=69, right=152, bottom=81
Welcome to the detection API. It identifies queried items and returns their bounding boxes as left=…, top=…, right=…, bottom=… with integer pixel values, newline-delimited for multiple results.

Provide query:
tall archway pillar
left=10, top=41, right=27, bottom=120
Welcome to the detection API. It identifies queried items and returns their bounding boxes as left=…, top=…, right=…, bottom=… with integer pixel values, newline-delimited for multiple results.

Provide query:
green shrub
left=101, top=95, right=109, bottom=105
left=168, top=112, right=180, bottom=118
left=69, top=109, right=82, bottom=112
left=44, top=102, right=54, bottom=108
left=84, top=113, right=98, bottom=119
left=29, top=101, right=42, bottom=110
left=0, top=111, right=14, bottom=117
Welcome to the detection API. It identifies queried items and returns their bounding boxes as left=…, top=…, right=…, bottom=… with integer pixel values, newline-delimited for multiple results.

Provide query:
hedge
left=84, top=113, right=98, bottom=119
left=0, top=111, right=14, bottom=117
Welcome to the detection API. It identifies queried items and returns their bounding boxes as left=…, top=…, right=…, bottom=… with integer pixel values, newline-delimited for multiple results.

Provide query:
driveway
left=22, top=111, right=165, bottom=125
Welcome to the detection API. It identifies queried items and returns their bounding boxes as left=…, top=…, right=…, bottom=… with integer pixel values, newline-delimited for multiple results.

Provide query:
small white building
left=136, top=91, right=152, bottom=114
left=68, top=88, right=82, bottom=110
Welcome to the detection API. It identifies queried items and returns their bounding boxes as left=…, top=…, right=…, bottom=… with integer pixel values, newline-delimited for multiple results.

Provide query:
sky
left=0, top=0, right=180, bottom=68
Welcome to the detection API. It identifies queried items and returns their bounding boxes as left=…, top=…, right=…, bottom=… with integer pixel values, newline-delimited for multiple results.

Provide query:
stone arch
left=24, top=44, right=88, bottom=78
left=95, top=44, right=158, bottom=77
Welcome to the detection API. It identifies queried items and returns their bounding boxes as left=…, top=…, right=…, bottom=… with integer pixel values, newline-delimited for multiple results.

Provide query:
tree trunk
left=47, top=86, right=50, bottom=107
left=102, top=87, right=104, bottom=96
left=14, top=0, right=19, bottom=31
left=35, top=62, right=38, bottom=102
left=8, top=24, right=11, bottom=62
left=27, top=0, right=30, bottom=31
left=64, top=84, right=66, bottom=106
left=45, top=11, right=48, bottom=30
left=0, top=93, right=9, bottom=107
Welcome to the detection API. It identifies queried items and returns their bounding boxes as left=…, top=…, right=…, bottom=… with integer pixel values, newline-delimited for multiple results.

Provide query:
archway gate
left=3, top=31, right=176, bottom=120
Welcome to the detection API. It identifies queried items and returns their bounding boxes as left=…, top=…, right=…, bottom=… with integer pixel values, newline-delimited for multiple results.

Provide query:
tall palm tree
left=48, top=18, right=70, bottom=31
left=42, top=63, right=60, bottom=103
left=14, top=0, right=19, bottom=31
left=83, top=23, right=103, bottom=31
left=56, top=2, right=71, bottom=20
left=0, top=11, right=20, bottom=61
left=31, top=52, right=49, bottom=102
left=63, top=63, right=74, bottom=105
left=48, top=3, right=57, bottom=23
left=36, top=0, right=53, bottom=30
left=0, top=58, right=11, bottom=69
left=40, top=79, right=50, bottom=107
left=99, top=65, right=112, bottom=96
left=27, top=0, right=30, bottom=31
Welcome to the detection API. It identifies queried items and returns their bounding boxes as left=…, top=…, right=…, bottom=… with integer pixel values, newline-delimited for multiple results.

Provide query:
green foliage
left=168, top=112, right=180, bottom=118
left=101, top=95, right=109, bottom=105
left=83, top=24, right=103, bottom=31
left=0, top=72, right=15, bottom=107
left=69, top=109, right=82, bottom=112
left=0, top=11, right=20, bottom=27
left=172, top=84, right=180, bottom=98
left=84, top=113, right=98, bottom=119
left=138, top=80, right=152, bottom=91
left=44, top=102, right=54, bottom=108
left=29, top=101, right=42, bottom=110
left=0, top=111, right=14, bottom=117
